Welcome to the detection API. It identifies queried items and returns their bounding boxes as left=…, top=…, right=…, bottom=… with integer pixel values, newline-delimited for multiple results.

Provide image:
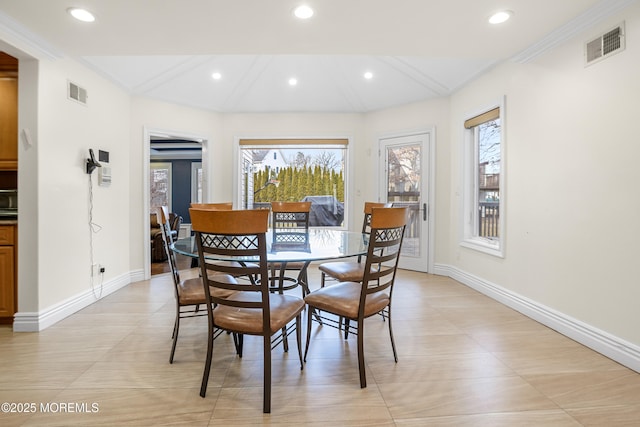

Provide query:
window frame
left=150, top=161, right=173, bottom=212
left=460, top=98, right=505, bottom=258
left=191, top=162, right=202, bottom=204
left=234, top=138, right=351, bottom=229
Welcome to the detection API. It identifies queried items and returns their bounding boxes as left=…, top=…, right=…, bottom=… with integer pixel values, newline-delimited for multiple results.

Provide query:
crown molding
left=0, top=10, right=62, bottom=60
left=511, top=0, right=637, bottom=63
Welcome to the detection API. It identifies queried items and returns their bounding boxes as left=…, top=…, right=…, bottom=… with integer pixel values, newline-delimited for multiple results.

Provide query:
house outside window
left=461, top=102, right=504, bottom=257
left=239, top=139, right=347, bottom=227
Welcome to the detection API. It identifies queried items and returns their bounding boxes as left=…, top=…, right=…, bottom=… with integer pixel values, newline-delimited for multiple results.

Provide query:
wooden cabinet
left=0, top=52, right=18, bottom=170
left=0, top=77, right=18, bottom=170
left=0, top=224, right=16, bottom=322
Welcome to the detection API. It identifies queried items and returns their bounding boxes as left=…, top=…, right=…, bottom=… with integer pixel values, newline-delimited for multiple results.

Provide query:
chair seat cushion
left=213, top=293, right=304, bottom=335
left=304, top=281, right=390, bottom=319
left=178, top=274, right=237, bottom=305
left=269, top=261, right=306, bottom=270
left=318, top=261, right=366, bottom=281
left=177, top=278, right=207, bottom=305
left=318, top=262, right=392, bottom=282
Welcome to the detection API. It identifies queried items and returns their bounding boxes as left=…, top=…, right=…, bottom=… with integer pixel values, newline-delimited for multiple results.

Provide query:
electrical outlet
left=99, top=266, right=105, bottom=274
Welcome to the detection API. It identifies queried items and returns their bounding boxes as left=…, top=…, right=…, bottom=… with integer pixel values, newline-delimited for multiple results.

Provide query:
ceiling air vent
left=585, top=22, right=625, bottom=66
left=68, top=81, right=88, bottom=105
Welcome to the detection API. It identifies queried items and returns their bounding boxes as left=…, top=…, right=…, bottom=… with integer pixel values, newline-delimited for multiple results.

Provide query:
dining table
left=171, top=227, right=369, bottom=294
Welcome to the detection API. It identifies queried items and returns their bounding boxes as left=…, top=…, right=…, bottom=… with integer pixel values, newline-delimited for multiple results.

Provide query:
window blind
left=239, top=138, right=348, bottom=146
left=464, top=107, right=500, bottom=129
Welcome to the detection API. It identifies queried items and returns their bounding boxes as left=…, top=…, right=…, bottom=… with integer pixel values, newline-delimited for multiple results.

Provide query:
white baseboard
left=434, top=263, right=640, bottom=373
left=13, top=269, right=143, bottom=332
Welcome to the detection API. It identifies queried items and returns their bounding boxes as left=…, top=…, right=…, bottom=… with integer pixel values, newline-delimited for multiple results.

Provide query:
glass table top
left=172, top=228, right=368, bottom=263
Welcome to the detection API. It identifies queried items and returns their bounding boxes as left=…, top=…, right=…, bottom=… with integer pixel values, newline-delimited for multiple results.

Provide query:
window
left=191, top=162, right=202, bottom=204
left=150, top=162, right=172, bottom=211
left=239, top=139, right=348, bottom=227
left=461, top=103, right=504, bottom=256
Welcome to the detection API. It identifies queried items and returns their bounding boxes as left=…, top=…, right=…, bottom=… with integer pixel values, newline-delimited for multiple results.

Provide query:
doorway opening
left=144, top=129, right=206, bottom=278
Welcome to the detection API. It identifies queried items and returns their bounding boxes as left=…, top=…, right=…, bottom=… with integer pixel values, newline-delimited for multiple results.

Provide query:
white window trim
left=232, top=136, right=353, bottom=230
left=460, top=97, right=506, bottom=258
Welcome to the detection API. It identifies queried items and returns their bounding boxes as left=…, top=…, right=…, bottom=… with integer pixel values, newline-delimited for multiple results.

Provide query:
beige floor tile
left=493, top=345, right=628, bottom=375
left=566, top=404, right=640, bottom=426
left=394, top=410, right=582, bottom=426
left=526, top=370, right=640, bottom=408
left=67, top=359, right=209, bottom=389
left=0, top=267, right=638, bottom=425
left=368, top=353, right=517, bottom=384
left=0, top=390, right=66, bottom=427
left=379, top=376, right=559, bottom=418
left=20, top=389, right=214, bottom=426
left=211, top=384, right=392, bottom=423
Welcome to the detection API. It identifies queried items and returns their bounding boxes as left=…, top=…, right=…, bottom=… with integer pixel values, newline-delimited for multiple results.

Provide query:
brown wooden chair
left=189, top=202, right=233, bottom=210
left=268, top=201, right=312, bottom=295
left=190, top=208, right=305, bottom=414
left=157, top=206, right=237, bottom=364
left=188, top=202, right=239, bottom=270
left=318, top=202, right=392, bottom=287
left=303, top=207, right=407, bottom=388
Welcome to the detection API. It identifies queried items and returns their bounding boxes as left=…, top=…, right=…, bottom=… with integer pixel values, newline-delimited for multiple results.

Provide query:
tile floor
left=1, top=267, right=639, bottom=426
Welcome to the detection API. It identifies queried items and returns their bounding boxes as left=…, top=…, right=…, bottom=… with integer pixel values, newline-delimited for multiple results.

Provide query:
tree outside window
left=240, top=145, right=346, bottom=227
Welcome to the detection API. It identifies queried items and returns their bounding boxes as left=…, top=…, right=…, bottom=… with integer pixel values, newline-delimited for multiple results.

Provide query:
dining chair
left=187, top=202, right=256, bottom=275
left=157, top=206, right=237, bottom=364
left=318, top=202, right=392, bottom=288
left=189, top=202, right=233, bottom=210
left=304, top=206, right=407, bottom=388
left=190, top=207, right=305, bottom=414
left=268, top=201, right=312, bottom=296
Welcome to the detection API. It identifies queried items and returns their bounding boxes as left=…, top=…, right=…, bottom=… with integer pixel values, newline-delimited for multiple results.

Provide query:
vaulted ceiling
left=0, top=0, right=633, bottom=113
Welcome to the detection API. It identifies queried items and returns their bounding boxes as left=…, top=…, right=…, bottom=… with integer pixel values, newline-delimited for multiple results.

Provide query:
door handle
left=423, top=203, right=427, bottom=221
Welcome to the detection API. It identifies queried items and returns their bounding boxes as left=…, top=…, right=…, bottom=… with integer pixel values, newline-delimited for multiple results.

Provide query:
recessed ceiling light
left=364, top=71, right=374, bottom=80
left=288, top=77, right=298, bottom=86
left=293, top=5, right=314, bottom=20
left=488, top=10, right=513, bottom=25
left=211, top=72, right=222, bottom=80
left=67, top=7, right=95, bottom=22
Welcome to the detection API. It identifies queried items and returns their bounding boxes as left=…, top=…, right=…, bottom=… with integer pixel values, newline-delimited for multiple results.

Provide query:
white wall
left=449, top=3, right=640, bottom=347
left=36, top=58, right=131, bottom=311
left=6, top=52, right=132, bottom=330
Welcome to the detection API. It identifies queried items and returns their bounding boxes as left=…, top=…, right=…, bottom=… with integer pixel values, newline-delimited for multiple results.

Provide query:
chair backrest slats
left=270, top=201, right=311, bottom=252
left=190, top=208, right=271, bottom=314
left=359, top=207, right=407, bottom=311
left=362, top=202, right=393, bottom=233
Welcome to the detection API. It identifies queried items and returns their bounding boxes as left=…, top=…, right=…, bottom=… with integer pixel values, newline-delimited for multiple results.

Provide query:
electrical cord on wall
left=88, top=173, right=104, bottom=299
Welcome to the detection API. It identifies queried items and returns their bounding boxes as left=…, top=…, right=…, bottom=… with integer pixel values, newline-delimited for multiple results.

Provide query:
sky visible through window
left=479, top=119, right=501, bottom=174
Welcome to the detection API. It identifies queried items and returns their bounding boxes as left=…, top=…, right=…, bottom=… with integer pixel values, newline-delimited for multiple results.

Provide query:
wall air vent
left=585, top=22, right=625, bottom=66
left=68, top=81, right=88, bottom=105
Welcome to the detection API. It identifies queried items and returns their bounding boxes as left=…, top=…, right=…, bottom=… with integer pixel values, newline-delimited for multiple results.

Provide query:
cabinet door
left=0, top=246, right=15, bottom=317
left=0, top=77, right=18, bottom=168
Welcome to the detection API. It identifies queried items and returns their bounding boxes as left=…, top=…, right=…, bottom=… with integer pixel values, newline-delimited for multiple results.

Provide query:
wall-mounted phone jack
left=92, top=264, right=105, bottom=276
